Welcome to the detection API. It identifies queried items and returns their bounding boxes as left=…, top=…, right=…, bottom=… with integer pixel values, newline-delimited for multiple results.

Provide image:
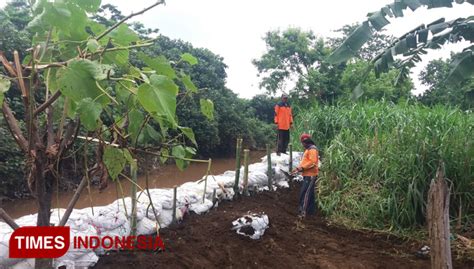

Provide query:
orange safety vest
left=298, top=146, right=319, bottom=176
left=274, top=102, right=293, bottom=130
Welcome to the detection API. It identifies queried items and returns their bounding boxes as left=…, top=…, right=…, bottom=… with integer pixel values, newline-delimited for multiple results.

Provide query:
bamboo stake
left=267, top=144, right=273, bottom=189
left=289, top=143, right=293, bottom=172
left=233, top=138, right=243, bottom=195
left=144, top=155, right=161, bottom=233
left=212, top=188, right=217, bottom=206
left=130, top=160, right=138, bottom=237
left=243, top=149, right=250, bottom=196
left=172, top=185, right=177, bottom=223
left=203, top=158, right=212, bottom=203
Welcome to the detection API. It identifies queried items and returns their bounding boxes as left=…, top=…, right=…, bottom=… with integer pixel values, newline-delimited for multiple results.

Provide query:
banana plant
left=327, top=0, right=474, bottom=99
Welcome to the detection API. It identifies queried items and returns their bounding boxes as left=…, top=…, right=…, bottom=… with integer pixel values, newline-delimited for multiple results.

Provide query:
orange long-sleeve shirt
left=274, top=102, right=293, bottom=130
left=298, top=146, right=319, bottom=176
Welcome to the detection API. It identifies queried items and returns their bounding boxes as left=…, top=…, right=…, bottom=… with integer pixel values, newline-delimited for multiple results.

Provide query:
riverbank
left=1, top=152, right=265, bottom=218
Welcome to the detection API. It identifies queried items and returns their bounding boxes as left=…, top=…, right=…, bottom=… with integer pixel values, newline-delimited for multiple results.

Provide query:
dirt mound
left=94, top=182, right=473, bottom=269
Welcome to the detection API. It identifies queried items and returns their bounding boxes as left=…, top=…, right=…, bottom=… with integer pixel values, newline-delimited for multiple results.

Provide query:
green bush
left=0, top=119, right=26, bottom=199
left=293, top=101, right=474, bottom=230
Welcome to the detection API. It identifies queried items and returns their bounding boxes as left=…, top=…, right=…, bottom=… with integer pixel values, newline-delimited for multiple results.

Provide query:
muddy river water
left=2, top=151, right=265, bottom=219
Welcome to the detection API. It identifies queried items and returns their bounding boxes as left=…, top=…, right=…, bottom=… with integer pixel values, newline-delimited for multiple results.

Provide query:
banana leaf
left=369, top=11, right=391, bottom=31
left=417, top=28, right=429, bottom=43
left=403, top=0, right=422, bottom=10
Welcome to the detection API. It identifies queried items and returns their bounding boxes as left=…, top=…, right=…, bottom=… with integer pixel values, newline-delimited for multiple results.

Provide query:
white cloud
left=1, top=0, right=473, bottom=98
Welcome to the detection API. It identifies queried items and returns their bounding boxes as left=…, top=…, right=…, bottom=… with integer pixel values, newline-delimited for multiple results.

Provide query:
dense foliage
left=253, top=27, right=412, bottom=103
left=0, top=1, right=274, bottom=199
left=419, top=56, right=474, bottom=110
left=293, top=102, right=473, bottom=230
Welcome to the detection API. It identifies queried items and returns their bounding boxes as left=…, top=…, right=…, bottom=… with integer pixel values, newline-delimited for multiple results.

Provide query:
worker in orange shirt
left=292, top=133, right=319, bottom=218
left=274, top=94, right=293, bottom=155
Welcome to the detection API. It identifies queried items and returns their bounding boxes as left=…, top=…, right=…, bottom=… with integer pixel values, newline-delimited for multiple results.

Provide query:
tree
left=328, top=0, right=474, bottom=96
left=253, top=28, right=345, bottom=103
left=0, top=4, right=212, bottom=262
left=341, top=61, right=413, bottom=102
left=248, top=94, right=276, bottom=123
left=419, top=57, right=474, bottom=110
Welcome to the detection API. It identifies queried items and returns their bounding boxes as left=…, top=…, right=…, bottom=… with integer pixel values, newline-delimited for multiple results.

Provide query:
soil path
left=94, top=182, right=472, bottom=269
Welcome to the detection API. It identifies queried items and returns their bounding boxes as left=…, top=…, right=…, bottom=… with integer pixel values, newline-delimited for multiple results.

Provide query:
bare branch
left=34, top=91, right=61, bottom=116
left=0, top=52, right=17, bottom=77
left=13, top=51, right=27, bottom=98
left=24, top=62, right=67, bottom=70
left=0, top=208, right=20, bottom=230
left=58, top=175, right=88, bottom=227
left=2, top=102, right=28, bottom=153
left=96, top=1, right=165, bottom=41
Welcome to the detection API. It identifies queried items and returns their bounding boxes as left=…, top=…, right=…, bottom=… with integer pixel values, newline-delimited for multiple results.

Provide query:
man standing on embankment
left=274, top=94, right=293, bottom=155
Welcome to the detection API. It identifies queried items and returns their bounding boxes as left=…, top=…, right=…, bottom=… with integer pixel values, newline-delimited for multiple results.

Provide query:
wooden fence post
left=427, top=162, right=452, bottom=269
left=266, top=144, right=272, bottom=189
left=172, top=185, right=178, bottom=223
left=203, top=158, right=212, bottom=203
left=130, top=159, right=138, bottom=237
left=243, top=149, right=250, bottom=195
left=289, top=143, right=293, bottom=172
left=233, top=138, right=243, bottom=195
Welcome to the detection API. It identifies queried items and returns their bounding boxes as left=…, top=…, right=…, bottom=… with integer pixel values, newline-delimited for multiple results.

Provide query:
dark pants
left=277, top=129, right=290, bottom=154
left=299, top=176, right=317, bottom=216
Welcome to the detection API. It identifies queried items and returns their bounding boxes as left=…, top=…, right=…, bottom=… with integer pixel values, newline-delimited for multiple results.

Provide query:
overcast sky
left=2, top=0, right=473, bottom=97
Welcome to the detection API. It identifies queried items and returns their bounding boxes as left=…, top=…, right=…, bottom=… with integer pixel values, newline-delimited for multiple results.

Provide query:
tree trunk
left=427, top=162, right=452, bottom=269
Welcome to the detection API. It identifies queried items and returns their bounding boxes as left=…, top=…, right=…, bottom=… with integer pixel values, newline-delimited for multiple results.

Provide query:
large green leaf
left=368, top=11, right=390, bottom=31
left=137, top=75, right=178, bottom=128
left=123, top=149, right=137, bottom=170
left=128, top=109, right=145, bottom=144
left=181, top=74, right=197, bottom=93
left=144, top=124, right=162, bottom=144
left=27, top=2, right=72, bottom=32
left=139, top=53, right=177, bottom=79
left=327, top=22, right=373, bottom=64
left=57, top=59, right=109, bottom=104
left=179, top=126, right=197, bottom=146
left=181, top=53, right=198, bottom=65
left=200, top=98, right=214, bottom=120
left=172, top=145, right=188, bottom=171
left=87, top=38, right=100, bottom=53
left=77, top=98, right=102, bottom=131
left=108, top=24, right=139, bottom=46
left=0, top=77, right=11, bottom=104
left=447, top=50, right=474, bottom=84
left=76, top=0, right=101, bottom=12
left=103, top=146, right=127, bottom=180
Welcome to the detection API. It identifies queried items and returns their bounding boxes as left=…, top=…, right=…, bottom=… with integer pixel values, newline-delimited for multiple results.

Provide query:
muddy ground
left=94, top=182, right=473, bottom=269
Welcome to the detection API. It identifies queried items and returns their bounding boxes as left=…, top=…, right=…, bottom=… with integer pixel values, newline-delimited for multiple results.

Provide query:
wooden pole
left=242, top=149, right=250, bottom=196
left=212, top=188, right=217, bottom=206
left=130, top=160, right=138, bottom=237
left=289, top=143, right=293, bottom=172
left=233, top=138, right=243, bottom=195
left=172, top=185, right=177, bottom=223
left=0, top=208, right=20, bottom=230
left=59, top=175, right=88, bottom=226
left=427, top=162, right=452, bottom=269
left=144, top=155, right=161, bottom=233
left=203, top=158, right=212, bottom=203
left=266, top=144, right=272, bottom=189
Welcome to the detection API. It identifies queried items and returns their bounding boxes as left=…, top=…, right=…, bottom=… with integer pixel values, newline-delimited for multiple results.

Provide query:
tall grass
left=293, top=101, right=473, bottom=230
